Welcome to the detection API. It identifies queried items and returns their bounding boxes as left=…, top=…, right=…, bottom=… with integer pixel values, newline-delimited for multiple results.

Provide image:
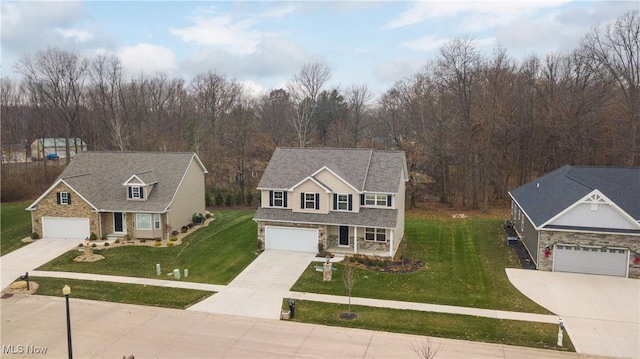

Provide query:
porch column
left=354, top=226, right=358, bottom=254
left=389, top=228, right=394, bottom=257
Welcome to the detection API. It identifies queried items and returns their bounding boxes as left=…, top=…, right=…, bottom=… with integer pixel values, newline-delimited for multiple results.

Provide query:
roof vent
left=536, top=183, right=540, bottom=188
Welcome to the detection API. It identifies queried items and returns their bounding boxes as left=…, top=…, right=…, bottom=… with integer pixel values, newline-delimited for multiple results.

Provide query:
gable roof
left=257, top=148, right=407, bottom=193
left=509, top=165, right=640, bottom=226
left=28, top=152, right=207, bottom=213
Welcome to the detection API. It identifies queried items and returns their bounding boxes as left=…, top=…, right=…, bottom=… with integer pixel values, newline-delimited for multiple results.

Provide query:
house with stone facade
left=27, top=152, right=207, bottom=241
left=254, top=147, right=408, bottom=257
left=509, top=165, right=640, bottom=278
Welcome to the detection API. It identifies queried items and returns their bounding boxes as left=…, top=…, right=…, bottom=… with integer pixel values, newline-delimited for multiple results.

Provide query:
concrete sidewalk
left=0, top=295, right=584, bottom=359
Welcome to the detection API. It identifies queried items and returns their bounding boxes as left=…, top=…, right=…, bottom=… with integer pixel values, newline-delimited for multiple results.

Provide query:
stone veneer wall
left=256, top=221, right=327, bottom=252
left=539, top=230, right=640, bottom=278
left=31, top=182, right=100, bottom=239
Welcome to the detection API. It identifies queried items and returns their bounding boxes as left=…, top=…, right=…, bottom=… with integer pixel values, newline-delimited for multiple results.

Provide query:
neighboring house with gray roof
left=27, top=152, right=208, bottom=241
left=509, top=165, right=640, bottom=278
left=254, top=147, right=409, bottom=257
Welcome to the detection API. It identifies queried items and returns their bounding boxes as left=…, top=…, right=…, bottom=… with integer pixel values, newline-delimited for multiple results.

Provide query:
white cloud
left=56, top=28, right=94, bottom=43
left=374, top=58, right=425, bottom=84
left=401, top=36, right=449, bottom=52
left=117, top=44, right=177, bottom=77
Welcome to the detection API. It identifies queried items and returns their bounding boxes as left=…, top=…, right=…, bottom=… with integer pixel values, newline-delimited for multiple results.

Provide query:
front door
left=114, top=212, right=125, bottom=233
left=339, top=226, right=349, bottom=246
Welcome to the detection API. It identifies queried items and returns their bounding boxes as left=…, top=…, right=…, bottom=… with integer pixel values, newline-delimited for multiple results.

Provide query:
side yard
left=1, top=201, right=32, bottom=255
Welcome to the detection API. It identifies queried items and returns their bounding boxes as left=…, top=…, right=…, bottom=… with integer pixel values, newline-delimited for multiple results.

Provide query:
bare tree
left=581, top=10, right=640, bottom=165
left=342, top=265, right=355, bottom=316
left=287, top=63, right=331, bottom=147
left=15, top=47, right=88, bottom=163
left=345, top=84, right=373, bottom=146
left=255, top=89, right=294, bottom=148
left=410, top=338, right=440, bottom=359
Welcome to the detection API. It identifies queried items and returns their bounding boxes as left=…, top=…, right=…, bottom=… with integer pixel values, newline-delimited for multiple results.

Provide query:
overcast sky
left=1, top=1, right=637, bottom=96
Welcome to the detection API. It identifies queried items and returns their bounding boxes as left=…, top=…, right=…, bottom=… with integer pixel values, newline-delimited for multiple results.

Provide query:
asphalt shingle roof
left=51, top=152, right=204, bottom=212
left=257, top=147, right=406, bottom=193
left=509, top=165, right=640, bottom=226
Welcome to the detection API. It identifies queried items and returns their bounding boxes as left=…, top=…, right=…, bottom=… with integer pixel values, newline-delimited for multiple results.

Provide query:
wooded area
left=2, top=11, right=638, bottom=210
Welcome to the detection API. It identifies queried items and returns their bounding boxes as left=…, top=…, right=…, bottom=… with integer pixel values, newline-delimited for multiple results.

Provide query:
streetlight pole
left=62, top=285, right=73, bottom=359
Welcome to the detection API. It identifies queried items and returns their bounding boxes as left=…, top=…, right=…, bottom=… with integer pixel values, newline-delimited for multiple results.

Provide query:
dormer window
left=128, top=186, right=144, bottom=199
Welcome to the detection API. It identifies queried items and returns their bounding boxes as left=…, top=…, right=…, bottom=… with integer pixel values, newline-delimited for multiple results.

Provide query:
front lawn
left=37, top=210, right=258, bottom=284
left=1, top=201, right=32, bottom=255
left=292, top=212, right=548, bottom=314
left=32, top=277, right=213, bottom=309
left=288, top=300, right=574, bottom=351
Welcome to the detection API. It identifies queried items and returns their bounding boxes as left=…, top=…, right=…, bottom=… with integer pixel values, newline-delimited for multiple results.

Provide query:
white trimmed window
left=154, top=213, right=161, bottom=230
left=273, top=191, right=284, bottom=207
left=136, top=213, right=152, bottom=230
left=365, top=228, right=387, bottom=242
left=337, top=194, right=349, bottom=210
left=305, top=193, right=316, bottom=209
left=57, top=192, right=71, bottom=205
left=365, top=194, right=389, bottom=206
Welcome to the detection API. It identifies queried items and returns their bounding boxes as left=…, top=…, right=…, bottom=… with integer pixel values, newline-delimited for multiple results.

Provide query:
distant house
left=254, top=147, right=408, bottom=257
left=1, top=143, right=29, bottom=163
left=31, top=138, right=87, bottom=160
left=27, top=152, right=208, bottom=241
left=509, top=166, right=640, bottom=278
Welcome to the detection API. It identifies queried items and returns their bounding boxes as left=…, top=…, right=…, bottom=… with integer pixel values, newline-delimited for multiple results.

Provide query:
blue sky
left=1, top=1, right=637, bottom=97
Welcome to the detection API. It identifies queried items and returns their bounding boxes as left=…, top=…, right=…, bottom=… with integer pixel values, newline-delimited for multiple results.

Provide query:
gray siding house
left=509, top=165, right=640, bottom=278
left=254, top=148, right=408, bottom=257
left=27, top=152, right=208, bottom=241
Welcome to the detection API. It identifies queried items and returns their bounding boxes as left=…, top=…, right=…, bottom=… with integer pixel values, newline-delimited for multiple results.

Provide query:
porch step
left=106, top=234, right=120, bottom=241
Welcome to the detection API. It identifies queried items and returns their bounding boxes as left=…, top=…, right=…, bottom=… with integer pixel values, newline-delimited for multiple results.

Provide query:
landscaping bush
left=30, top=232, right=40, bottom=240
left=104, top=242, right=110, bottom=247
left=224, top=193, right=233, bottom=206
left=167, top=242, right=174, bottom=247
left=181, top=226, right=188, bottom=233
left=235, top=191, right=244, bottom=205
left=91, top=243, right=97, bottom=248
left=246, top=191, right=253, bottom=205
left=170, top=236, right=178, bottom=242
left=114, top=239, right=120, bottom=244
left=153, top=242, right=161, bottom=247
left=89, top=232, right=98, bottom=241
left=214, top=190, right=223, bottom=206
left=171, top=230, right=179, bottom=236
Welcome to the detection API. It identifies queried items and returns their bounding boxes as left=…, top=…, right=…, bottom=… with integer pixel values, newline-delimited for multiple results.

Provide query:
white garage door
left=42, top=217, right=90, bottom=240
left=553, top=245, right=628, bottom=277
left=265, top=226, right=318, bottom=253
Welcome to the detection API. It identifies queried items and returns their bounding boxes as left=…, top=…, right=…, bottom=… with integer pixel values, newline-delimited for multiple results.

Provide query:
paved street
left=1, top=295, right=583, bottom=359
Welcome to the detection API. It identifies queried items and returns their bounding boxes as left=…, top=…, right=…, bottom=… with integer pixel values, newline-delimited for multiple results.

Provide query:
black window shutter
left=387, top=195, right=392, bottom=207
left=56, top=192, right=61, bottom=204
left=315, top=193, right=320, bottom=209
left=348, top=194, right=353, bottom=211
left=269, top=191, right=274, bottom=206
left=140, top=187, right=144, bottom=199
left=300, top=192, right=305, bottom=209
left=283, top=192, right=288, bottom=207
left=128, top=187, right=132, bottom=199
left=360, top=194, right=365, bottom=206
left=333, top=194, right=337, bottom=210
left=67, top=193, right=71, bottom=204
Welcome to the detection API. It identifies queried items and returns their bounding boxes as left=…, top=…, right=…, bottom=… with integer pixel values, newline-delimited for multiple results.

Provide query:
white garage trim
left=42, top=217, right=90, bottom=240
left=265, top=226, right=318, bottom=253
left=553, top=244, right=628, bottom=277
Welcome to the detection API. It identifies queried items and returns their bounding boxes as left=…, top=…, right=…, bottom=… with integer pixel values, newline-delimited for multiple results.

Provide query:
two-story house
left=254, top=147, right=408, bottom=257
left=27, top=152, right=208, bottom=241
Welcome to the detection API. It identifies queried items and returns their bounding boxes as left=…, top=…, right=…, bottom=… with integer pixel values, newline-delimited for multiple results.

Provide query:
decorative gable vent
left=584, top=193, right=607, bottom=211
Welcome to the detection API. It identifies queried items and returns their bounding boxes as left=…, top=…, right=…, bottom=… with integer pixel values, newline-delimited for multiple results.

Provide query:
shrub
left=181, top=226, right=188, bottom=233
left=171, top=230, right=179, bottom=236
left=205, top=212, right=212, bottom=219
left=78, top=243, right=83, bottom=248
left=187, top=222, right=195, bottom=228
left=30, top=232, right=40, bottom=240
left=224, top=193, right=233, bottom=206
left=103, top=242, right=110, bottom=247
left=114, top=239, right=120, bottom=244
left=140, top=238, right=146, bottom=243
left=246, top=191, right=253, bottom=205
left=167, top=242, right=174, bottom=247
left=170, top=236, right=178, bottom=242
left=155, top=238, right=161, bottom=242
left=153, top=242, right=161, bottom=247
left=214, top=190, right=223, bottom=206
left=89, top=232, right=98, bottom=241
left=205, top=187, right=212, bottom=206
left=91, top=243, right=97, bottom=248
left=235, top=191, right=244, bottom=205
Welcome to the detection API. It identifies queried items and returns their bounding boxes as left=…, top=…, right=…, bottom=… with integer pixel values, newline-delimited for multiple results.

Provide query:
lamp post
left=62, top=285, right=73, bottom=359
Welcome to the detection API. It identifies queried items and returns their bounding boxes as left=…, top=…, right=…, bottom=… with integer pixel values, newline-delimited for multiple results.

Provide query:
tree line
left=1, top=10, right=638, bottom=210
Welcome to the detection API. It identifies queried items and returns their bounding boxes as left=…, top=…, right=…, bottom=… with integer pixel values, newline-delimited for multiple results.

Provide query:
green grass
left=1, top=201, right=32, bottom=255
left=37, top=210, right=258, bottom=284
left=287, top=300, right=574, bottom=352
left=31, top=277, right=213, bottom=309
left=292, top=216, right=548, bottom=314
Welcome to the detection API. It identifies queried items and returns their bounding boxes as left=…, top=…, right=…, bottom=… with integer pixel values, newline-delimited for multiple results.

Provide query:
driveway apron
left=507, top=268, right=640, bottom=359
left=1, top=238, right=80, bottom=289
left=187, top=250, right=315, bottom=319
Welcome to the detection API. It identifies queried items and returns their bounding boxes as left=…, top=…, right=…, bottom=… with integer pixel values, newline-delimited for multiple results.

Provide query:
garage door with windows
left=265, top=226, right=318, bottom=253
left=553, top=244, right=628, bottom=277
left=42, top=217, right=90, bottom=240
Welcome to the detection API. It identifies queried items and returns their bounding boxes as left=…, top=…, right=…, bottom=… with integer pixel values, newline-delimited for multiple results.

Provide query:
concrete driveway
left=187, top=250, right=316, bottom=319
left=1, top=238, right=80, bottom=290
left=507, top=268, right=640, bottom=359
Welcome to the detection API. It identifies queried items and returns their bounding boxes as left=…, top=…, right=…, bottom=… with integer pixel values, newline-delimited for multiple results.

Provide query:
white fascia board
left=122, top=174, right=146, bottom=186
left=26, top=179, right=99, bottom=212
left=289, top=175, right=332, bottom=194
left=540, top=189, right=640, bottom=230
left=310, top=166, right=361, bottom=193
left=191, top=153, right=209, bottom=174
